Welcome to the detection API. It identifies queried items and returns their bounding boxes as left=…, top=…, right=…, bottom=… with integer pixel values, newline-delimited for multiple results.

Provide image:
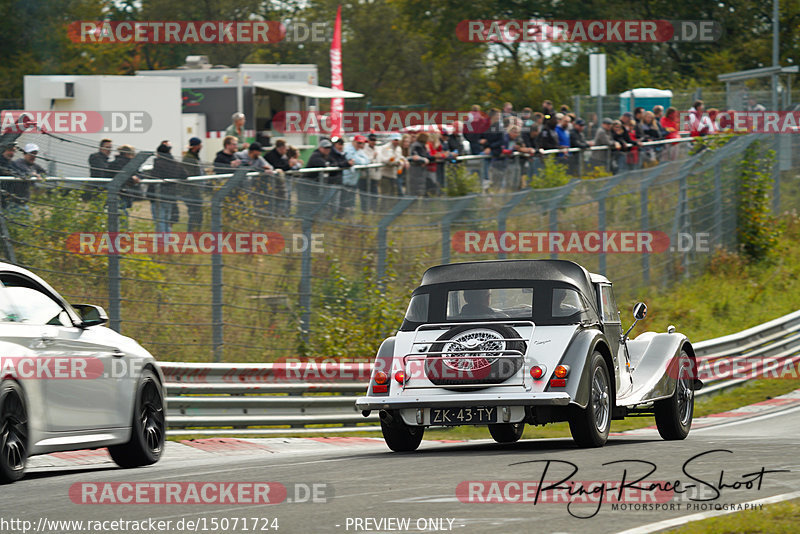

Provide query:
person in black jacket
left=107, top=144, right=142, bottom=213
left=213, top=136, right=242, bottom=174
left=149, top=141, right=186, bottom=233
left=85, top=138, right=114, bottom=200
left=568, top=119, right=591, bottom=175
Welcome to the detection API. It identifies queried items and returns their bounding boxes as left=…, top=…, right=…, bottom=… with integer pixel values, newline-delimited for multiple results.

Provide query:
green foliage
left=737, top=143, right=781, bottom=261
left=689, top=131, right=738, bottom=155
left=528, top=159, right=571, bottom=189
left=304, top=258, right=408, bottom=360
left=444, top=163, right=480, bottom=197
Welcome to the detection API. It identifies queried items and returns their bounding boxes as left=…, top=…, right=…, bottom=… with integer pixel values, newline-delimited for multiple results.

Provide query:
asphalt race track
left=4, top=395, right=800, bottom=534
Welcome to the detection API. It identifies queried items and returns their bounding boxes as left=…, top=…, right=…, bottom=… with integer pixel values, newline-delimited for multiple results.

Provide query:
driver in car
left=460, top=289, right=494, bottom=318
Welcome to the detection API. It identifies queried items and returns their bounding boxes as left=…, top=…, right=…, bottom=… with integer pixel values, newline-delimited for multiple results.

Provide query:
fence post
left=773, top=133, right=781, bottom=213
left=211, top=168, right=250, bottom=362
left=440, top=196, right=476, bottom=264
left=595, top=172, right=630, bottom=276
left=637, top=164, right=669, bottom=286
left=106, top=151, right=151, bottom=333
left=0, top=204, right=16, bottom=264
left=497, top=189, right=531, bottom=260
left=547, top=179, right=581, bottom=260
left=299, top=186, right=339, bottom=344
left=377, top=197, right=415, bottom=284
left=713, top=163, right=723, bottom=247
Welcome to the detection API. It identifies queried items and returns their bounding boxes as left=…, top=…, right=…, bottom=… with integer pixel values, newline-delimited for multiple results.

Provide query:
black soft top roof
left=419, top=259, right=597, bottom=298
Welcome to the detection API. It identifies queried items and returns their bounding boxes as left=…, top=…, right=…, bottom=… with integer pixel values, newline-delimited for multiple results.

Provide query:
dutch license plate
left=430, top=407, right=496, bottom=425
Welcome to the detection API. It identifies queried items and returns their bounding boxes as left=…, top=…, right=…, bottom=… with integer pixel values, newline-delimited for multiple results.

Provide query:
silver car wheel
left=592, top=367, right=610, bottom=433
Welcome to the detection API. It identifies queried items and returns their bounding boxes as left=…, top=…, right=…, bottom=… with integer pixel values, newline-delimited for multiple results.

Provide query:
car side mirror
left=73, top=304, right=108, bottom=327
left=622, top=302, right=647, bottom=342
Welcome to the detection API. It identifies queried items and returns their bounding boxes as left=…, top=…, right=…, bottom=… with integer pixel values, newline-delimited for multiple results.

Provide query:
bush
left=444, top=162, right=481, bottom=197
left=737, top=143, right=780, bottom=261
left=529, top=158, right=571, bottom=189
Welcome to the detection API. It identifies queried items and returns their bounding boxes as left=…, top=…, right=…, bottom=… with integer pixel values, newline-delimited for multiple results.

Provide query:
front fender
left=623, top=333, right=693, bottom=405
left=546, top=327, right=608, bottom=409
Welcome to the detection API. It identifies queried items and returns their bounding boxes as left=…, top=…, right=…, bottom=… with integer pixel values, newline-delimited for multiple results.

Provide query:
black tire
left=488, top=422, right=524, bottom=443
left=568, top=352, right=611, bottom=448
left=0, top=381, right=27, bottom=484
left=655, top=350, right=694, bottom=440
left=425, top=325, right=525, bottom=387
left=108, top=369, right=165, bottom=468
left=380, top=411, right=424, bottom=452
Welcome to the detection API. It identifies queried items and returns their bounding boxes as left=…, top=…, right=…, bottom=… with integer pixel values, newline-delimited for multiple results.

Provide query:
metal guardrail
left=162, top=310, right=800, bottom=436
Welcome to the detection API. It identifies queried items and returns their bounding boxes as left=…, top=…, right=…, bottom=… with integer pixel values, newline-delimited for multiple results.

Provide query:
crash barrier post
left=211, top=168, right=250, bottom=362
left=106, top=151, right=152, bottom=333
left=159, top=308, right=800, bottom=435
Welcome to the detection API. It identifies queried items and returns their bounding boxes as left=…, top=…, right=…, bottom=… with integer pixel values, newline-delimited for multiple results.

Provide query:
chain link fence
left=0, top=131, right=795, bottom=363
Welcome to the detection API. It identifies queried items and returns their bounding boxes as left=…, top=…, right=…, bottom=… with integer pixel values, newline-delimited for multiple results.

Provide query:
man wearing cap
left=377, top=133, right=408, bottom=197
left=327, top=137, right=352, bottom=187
left=568, top=118, right=592, bottom=176
left=9, top=143, right=46, bottom=212
left=148, top=141, right=187, bottom=233
left=180, top=137, right=205, bottom=231
left=301, top=138, right=335, bottom=206
left=591, top=118, right=619, bottom=171
left=264, top=140, right=295, bottom=217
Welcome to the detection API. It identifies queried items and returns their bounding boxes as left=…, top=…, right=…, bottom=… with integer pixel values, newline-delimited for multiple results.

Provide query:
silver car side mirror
left=622, top=302, right=647, bottom=342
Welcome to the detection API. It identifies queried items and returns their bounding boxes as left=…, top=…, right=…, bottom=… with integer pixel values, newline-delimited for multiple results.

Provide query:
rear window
left=446, top=288, right=533, bottom=320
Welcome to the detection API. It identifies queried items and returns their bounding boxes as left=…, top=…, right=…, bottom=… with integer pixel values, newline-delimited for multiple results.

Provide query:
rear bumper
left=355, top=392, right=571, bottom=411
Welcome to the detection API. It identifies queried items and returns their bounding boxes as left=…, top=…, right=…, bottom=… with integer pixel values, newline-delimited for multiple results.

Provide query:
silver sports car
left=357, top=259, right=702, bottom=451
left=0, top=262, right=165, bottom=483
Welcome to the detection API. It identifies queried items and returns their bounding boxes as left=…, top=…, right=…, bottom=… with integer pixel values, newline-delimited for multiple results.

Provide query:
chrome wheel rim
left=592, top=367, right=610, bottom=433
left=678, top=355, right=694, bottom=426
left=1, top=391, right=27, bottom=472
left=140, top=381, right=164, bottom=454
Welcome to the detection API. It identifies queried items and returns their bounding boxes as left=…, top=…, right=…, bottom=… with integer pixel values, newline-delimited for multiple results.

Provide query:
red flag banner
left=329, top=5, right=344, bottom=138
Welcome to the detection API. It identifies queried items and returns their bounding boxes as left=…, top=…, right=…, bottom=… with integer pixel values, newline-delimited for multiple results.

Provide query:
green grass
left=624, top=212, right=800, bottom=342
left=662, top=498, right=800, bottom=534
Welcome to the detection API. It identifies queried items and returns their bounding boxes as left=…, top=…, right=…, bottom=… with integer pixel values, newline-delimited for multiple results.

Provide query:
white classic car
left=356, top=259, right=701, bottom=451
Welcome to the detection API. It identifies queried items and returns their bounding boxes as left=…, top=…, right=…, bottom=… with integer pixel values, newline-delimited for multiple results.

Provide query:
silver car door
left=1, top=275, right=122, bottom=431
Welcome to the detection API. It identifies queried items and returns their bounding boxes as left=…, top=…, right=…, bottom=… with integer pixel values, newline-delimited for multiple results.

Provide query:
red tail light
left=530, top=366, right=544, bottom=379
left=554, top=365, right=569, bottom=378
left=394, top=371, right=406, bottom=384
left=550, top=378, right=566, bottom=387
left=374, top=371, right=388, bottom=385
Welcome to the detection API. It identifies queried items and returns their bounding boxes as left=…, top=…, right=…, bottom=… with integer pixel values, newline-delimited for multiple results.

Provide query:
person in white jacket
left=377, top=133, right=408, bottom=197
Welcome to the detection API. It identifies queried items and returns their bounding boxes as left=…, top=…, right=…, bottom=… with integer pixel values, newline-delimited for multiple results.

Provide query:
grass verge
left=661, top=497, right=800, bottom=534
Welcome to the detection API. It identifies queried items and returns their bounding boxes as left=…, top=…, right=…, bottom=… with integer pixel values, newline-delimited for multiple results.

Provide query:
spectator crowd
left=0, top=99, right=759, bottom=227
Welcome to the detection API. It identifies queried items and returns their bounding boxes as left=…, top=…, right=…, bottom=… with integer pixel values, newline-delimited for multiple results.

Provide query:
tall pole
left=772, top=0, right=780, bottom=110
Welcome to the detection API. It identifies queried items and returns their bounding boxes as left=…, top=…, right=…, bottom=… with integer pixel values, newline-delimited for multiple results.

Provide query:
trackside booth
left=137, top=60, right=363, bottom=159
left=619, top=88, right=673, bottom=113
